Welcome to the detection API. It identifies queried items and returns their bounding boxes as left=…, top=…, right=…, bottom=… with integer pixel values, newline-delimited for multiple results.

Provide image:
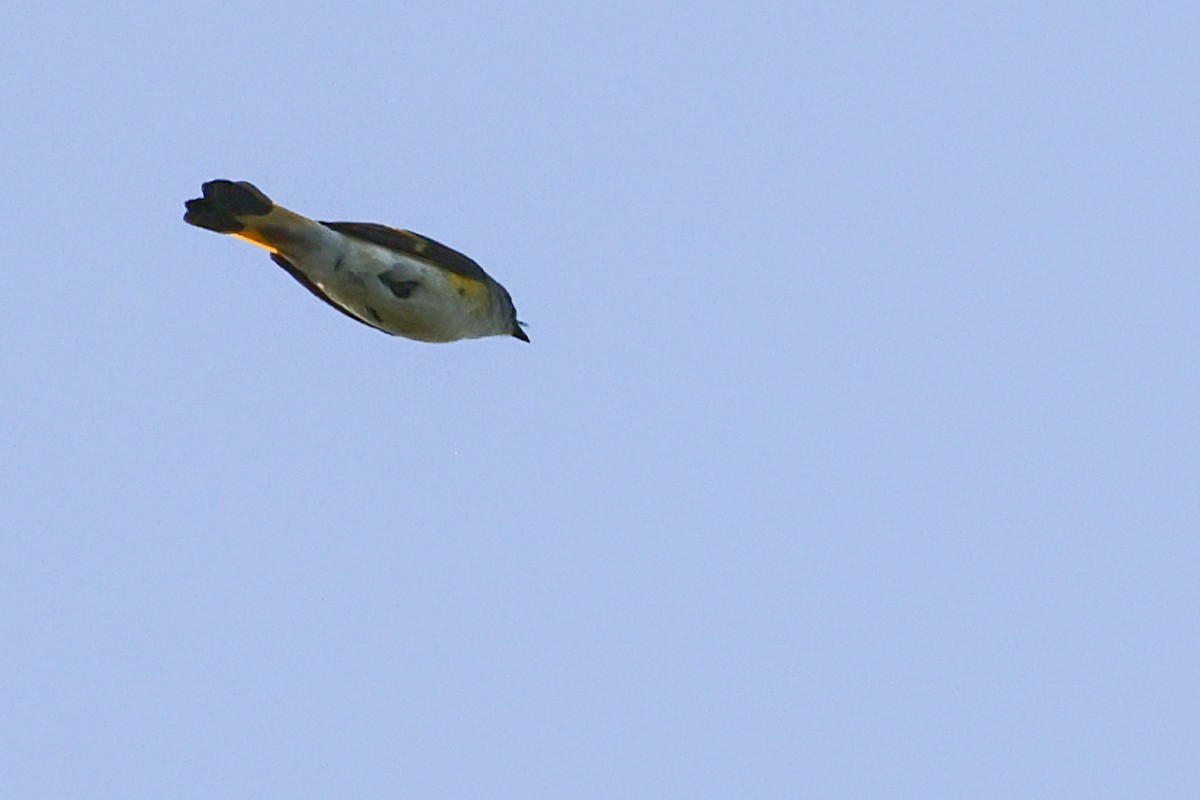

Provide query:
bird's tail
left=184, top=180, right=313, bottom=253
left=184, top=180, right=274, bottom=232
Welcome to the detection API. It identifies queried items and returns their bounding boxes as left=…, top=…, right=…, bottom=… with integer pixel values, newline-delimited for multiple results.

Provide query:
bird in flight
left=184, top=180, right=528, bottom=343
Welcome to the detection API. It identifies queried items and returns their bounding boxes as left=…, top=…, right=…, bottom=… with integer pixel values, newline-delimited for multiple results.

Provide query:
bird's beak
left=512, top=325, right=530, bottom=342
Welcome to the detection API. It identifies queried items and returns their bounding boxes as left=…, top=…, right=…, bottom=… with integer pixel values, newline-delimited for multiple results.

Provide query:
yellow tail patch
left=232, top=227, right=279, bottom=253
left=228, top=207, right=316, bottom=254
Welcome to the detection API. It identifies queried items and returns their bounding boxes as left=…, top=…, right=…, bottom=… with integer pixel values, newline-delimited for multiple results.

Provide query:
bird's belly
left=314, top=255, right=491, bottom=342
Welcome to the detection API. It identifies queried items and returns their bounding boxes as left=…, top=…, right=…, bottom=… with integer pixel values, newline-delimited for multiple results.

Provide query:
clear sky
left=2, top=1, right=1197, bottom=797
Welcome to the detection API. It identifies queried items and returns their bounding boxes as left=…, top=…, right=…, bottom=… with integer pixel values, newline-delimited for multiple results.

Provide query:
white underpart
left=275, top=223, right=505, bottom=342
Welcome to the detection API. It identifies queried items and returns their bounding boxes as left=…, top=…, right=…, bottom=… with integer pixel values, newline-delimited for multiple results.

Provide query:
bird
left=183, top=180, right=528, bottom=343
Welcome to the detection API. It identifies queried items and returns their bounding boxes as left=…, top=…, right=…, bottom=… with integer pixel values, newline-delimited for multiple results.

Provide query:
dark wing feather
left=269, top=253, right=389, bottom=334
left=320, top=221, right=489, bottom=282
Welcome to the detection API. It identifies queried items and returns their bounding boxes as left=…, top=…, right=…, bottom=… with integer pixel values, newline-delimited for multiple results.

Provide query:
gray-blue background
left=3, top=1, right=1197, bottom=796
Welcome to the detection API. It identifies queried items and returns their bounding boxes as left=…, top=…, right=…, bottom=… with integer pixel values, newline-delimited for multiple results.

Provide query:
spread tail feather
left=184, top=180, right=274, bottom=233
left=185, top=179, right=318, bottom=253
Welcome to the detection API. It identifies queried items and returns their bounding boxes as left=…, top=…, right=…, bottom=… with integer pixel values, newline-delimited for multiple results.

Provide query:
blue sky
left=2, top=1, right=1198, bottom=797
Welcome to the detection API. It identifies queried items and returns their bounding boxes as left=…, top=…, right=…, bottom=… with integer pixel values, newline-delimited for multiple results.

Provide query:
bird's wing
left=268, top=252, right=390, bottom=335
left=320, top=221, right=490, bottom=283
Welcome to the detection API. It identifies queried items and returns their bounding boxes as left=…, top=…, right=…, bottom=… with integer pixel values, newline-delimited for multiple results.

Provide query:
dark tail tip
left=183, top=179, right=273, bottom=233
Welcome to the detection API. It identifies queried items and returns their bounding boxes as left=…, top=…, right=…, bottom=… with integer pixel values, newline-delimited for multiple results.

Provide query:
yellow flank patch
left=445, top=271, right=490, bottom=310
